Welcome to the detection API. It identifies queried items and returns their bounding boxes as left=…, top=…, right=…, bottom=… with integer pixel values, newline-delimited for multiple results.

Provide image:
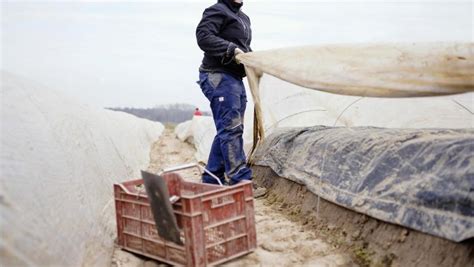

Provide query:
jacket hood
left=218, top=0, right=243, bottom=13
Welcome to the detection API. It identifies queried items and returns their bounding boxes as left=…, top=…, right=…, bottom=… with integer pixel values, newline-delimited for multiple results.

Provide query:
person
left=193, top=107, right=202, bottom=116
left=196, top=0, right=252, bottom=186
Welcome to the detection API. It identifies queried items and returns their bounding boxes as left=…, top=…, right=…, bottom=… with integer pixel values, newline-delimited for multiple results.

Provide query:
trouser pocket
left=208, top=72, right=223, bottom=89
left=197, top=72, right=214, bottom=101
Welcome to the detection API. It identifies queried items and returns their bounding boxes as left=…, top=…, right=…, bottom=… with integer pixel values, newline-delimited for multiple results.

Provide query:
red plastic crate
left=114, top=172, right=257, bottom=266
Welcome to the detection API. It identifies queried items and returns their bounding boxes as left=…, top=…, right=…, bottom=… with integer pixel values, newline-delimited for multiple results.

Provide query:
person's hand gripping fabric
left=234, top=48, right=244, bottom=64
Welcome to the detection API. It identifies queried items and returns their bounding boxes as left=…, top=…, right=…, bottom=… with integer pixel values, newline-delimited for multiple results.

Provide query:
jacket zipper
left=237, top=14, right=250, bottom=49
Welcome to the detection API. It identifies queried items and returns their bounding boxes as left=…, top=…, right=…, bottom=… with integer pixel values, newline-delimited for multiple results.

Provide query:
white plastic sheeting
left=174, top=120, right=193, bottom=143
left=255, top=75, right=473, bottom=135
left=239, top=44, right=473, bottom=144
left=239, top=43, right=473, bottom=98
left=175, top=116, right=216, bottom=163
left=0, top=72, right=164, bottom=266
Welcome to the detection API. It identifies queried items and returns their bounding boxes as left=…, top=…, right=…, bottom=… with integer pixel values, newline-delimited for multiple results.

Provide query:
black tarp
left=252, top=126, right=474, bottom=242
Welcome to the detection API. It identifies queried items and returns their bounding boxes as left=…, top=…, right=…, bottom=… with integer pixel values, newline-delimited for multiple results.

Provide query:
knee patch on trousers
left=223, top=109, right=243, bottom=131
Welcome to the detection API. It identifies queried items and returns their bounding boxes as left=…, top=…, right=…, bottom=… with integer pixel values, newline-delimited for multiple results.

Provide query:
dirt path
left=147, top=127, right=200, bottom=180
left=111, top=127, right=353, bottom=267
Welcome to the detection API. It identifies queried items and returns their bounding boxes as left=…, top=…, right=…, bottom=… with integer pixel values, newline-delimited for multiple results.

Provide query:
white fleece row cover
left=252, top=75, right=472, bottom=136
left=175, top=116, right=217, bottom=164
left=0, top=72, right=164, bottom=266
left=237, top=43, right=473, bottom=140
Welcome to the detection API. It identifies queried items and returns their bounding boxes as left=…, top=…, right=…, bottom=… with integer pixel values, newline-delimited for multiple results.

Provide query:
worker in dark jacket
left=196, top=0, right=252, bottom=185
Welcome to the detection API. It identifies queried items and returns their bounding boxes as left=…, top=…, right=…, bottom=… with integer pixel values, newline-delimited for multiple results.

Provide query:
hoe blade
left=141, top=170, right=183, bottom=245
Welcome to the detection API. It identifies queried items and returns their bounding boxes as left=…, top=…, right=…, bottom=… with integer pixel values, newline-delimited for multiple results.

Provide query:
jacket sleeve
left=196, top=6, right=237, bottom=58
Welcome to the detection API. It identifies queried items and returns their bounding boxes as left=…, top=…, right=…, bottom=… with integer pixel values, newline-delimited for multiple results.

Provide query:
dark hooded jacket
left=196, top=0, right=252, bottom=78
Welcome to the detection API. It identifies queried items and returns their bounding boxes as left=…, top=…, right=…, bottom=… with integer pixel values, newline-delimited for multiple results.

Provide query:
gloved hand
left=234, top=48, right=244, bottom=64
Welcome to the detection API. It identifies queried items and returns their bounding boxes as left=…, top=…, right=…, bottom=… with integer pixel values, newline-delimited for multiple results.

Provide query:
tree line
left=107, top=103, right=210, bottom=124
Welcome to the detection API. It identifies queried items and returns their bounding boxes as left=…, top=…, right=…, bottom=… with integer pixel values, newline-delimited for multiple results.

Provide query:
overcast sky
left=2, top=1, right=472, bottom=110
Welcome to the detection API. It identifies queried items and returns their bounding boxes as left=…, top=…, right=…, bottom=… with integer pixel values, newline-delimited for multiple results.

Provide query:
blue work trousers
left=197, top=71, right=252, bottom=185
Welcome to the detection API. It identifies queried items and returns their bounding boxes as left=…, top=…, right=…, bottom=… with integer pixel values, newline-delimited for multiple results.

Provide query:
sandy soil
left=111, top=127, right=353, bottom=267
